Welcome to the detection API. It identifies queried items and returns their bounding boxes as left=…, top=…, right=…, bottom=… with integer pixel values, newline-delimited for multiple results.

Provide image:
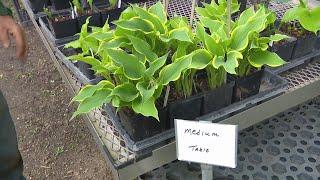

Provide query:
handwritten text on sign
left=175, top=119, right=238, bottom=168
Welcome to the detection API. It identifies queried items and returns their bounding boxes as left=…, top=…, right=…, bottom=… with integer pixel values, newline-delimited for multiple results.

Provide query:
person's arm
left=0, top=0, right=27, bottom=59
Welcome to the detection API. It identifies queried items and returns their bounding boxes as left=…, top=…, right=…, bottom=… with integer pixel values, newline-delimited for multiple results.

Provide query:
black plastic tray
left=39, top=16, right=79, bottom=46
left=197, top=69, right=288, bottom=122
left=102, top=70, right=287, bottom=153
left=54, top=46, right=101, bottom=85
left=268, top=50, right=320, bottom=74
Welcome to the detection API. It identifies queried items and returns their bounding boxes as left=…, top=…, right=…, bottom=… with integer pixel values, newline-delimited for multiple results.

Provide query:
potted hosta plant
left=74, top=0, right=102, bottom=30
left=280, top=0, right=320, bottom=59
left=44, top=7, right=78, bottom=39
left=197, top=1, right=286, bottom=102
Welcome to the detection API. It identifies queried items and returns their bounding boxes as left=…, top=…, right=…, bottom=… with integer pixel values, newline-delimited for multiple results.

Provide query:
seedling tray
left=39, top=16, right=79, bottom=46
left=197, top=69, right=288, bottom=122
left=54, top=46, right=101, bottom=85
left=268, top=49, right=320, bottom=74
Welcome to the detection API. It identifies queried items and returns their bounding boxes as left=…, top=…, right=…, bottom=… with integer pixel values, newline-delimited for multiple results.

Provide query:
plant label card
left=175, top=119, right=238, bottom=168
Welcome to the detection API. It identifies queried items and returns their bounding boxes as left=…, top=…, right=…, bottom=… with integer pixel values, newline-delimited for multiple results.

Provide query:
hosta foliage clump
left=196, top=1, right=286, bottom=78
left=67, top=2, right=211, bottom=120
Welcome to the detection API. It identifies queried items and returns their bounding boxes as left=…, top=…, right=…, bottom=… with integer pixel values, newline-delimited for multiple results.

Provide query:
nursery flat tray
left=54, top=46, right=101, bottom=85
left=197, top=70, right=288, bottom=122
left=38, top=16, right=79, bottom=46
left=268, top=50, right=320, bottom=74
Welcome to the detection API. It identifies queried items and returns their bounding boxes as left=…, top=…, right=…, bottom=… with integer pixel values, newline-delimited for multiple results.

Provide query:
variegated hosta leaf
left=72, top=80, right=114, bottom=102
left=136, top=81, right=157, bottom=104
left=87, top=31, right=114, bottom=42
left=158, top=54, right=193, bottom=85
left=196, top=22, right=206, bottom=43
left=145, top=53, right=169, bottom=77
left=68, top=54, right=101, bottom=67
left=114, top=17, right=155, bottom=33
left=72, top=88, right=113, bottom=119
left=204, top=34, right=224, bottom=56
left=128, top=35, right=158, bottom=62
left=160, top=28, right=193, bottom=43
left=132, top=5, right=166, bottom=34
left=190, top=49, right=213, bottom=69
left=112, top=83, right=139, bottom=102
left=106, top=48, right=146, bottom=80
left=132, top=97, right=159, bottom=120
left=248, top=50, right=286, bottom=68
left=148, top=2, right=167, bottom=24
left=212, top=51, right=242, bottom=74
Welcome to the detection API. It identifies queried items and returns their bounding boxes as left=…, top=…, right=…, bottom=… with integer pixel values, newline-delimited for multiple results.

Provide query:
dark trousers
left=0, top=91, right=24, bottom=180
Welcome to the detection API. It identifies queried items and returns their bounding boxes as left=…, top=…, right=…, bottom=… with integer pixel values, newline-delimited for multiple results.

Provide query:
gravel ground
left=0, top=25, right=113, bottom=179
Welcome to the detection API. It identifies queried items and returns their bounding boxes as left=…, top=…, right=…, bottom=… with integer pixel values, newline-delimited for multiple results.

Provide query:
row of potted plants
left=62, top=1, right=290, bottom=140
left=43, top=0, right=122, bottom=38
left=269, top=0, right=320, bottom=61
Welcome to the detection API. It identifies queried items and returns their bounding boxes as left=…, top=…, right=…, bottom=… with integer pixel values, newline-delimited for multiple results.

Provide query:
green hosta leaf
left=212, top=51, right=242, bottom=74
left=114, top=17, right=155, bottom=33
left=112, top=96, right=120, bottom=108
left=248, top=50, right=286, bottom=68
left=196, top=22, right=206, bottom=43
left=119, top=6, right=136, bottom=20
left=145, top=53, right=168, bottom=77
left=72, top=88, right=112, bottom=119
left=199, top=17, right=224, bottom=34
left=65, top=40, right=81, bottom=49
left=190, top=49, right=212, bottom=69
left=132, top=97, right=159, bottom=120
left=161, top=28, right=193, bottom=42
left=99, top=37, right=130, bottom=51
left=172, top=42, right=189, bottom=60
left=128, top=35, right=158, bottom=62
left=204, top=34, right=224, bottom=56
left=68, top=54, right=101, bottom=67
left=282, top=6, right=304, bottom=23
left=268, top=34, right=289, bottom=42
left=236, top=7, right=255, bottom=28
left=112, top=83, right=139, bottom=102
left=87, top=31, right=114, bottom=41
left=133, top=5, right=166, bottom=34
left=72, top=81, right=114, bottom=102
left=299, top=7, right=320, bottom=34
left=106, top=48, right=146, bottom=80
left=230, top=15, right=268, bottom=51
left=158, top=54, right=193, bottom=85
left=148, top=2, right=167, bottom=24
left=136, top=81, right=157, bottom=103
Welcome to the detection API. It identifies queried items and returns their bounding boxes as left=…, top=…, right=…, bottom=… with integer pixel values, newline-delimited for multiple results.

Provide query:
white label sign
left=175, top=119, right=238, bottom=168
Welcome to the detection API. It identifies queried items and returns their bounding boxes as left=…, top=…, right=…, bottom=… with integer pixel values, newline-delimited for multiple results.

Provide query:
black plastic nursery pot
left=232, top=69, right=264, bottom=103
left=51, top=0, right=71, bottom=10
left=77, top=12, right=102, bottom=30
left=315, top=35, right=320, bottom=50
left=47, top=15, right=78, bottom=39
left=292, top=34, right=317, bottom=59
left=201, top=81, right=235, bottom=115
left=29, top=0, right=49, bottom=13
left=168, top=95, right=203, bottom=128
left=76, top=62, right=96, bottom=80
left=270, top=36, right=297, bottom=61
left=101, top=8, right=124, bottom=26
left=117, top=107, right=168, bottom=141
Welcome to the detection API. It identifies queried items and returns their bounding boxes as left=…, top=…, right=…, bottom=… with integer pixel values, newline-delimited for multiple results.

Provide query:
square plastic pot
left=292, top=34, right=317, bottom=59
left=315, top=35, right=320, bottom=50
left=29, top=0, right=49, bottom=13
left=77, top=12, right=102, bottom=31
left=51, top=0, right=70, bottom=10
left=270, top=36, right=297, bottom=61
left=118, top=107, right=168, bottom=141
left=201, top=81, right=235, bottom=115
left=168, top=94, right=203, bottom=128
left=47, top=16, right=78, bottom=39
left=232, top=69, right=264, bottom=103
left=75, top=62, right=96, bottom=80
left=101, top=8, right=124, bottom=27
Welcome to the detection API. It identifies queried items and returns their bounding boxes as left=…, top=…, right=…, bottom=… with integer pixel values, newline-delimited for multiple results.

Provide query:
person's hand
left=0, top=16, right=27, bottom=60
